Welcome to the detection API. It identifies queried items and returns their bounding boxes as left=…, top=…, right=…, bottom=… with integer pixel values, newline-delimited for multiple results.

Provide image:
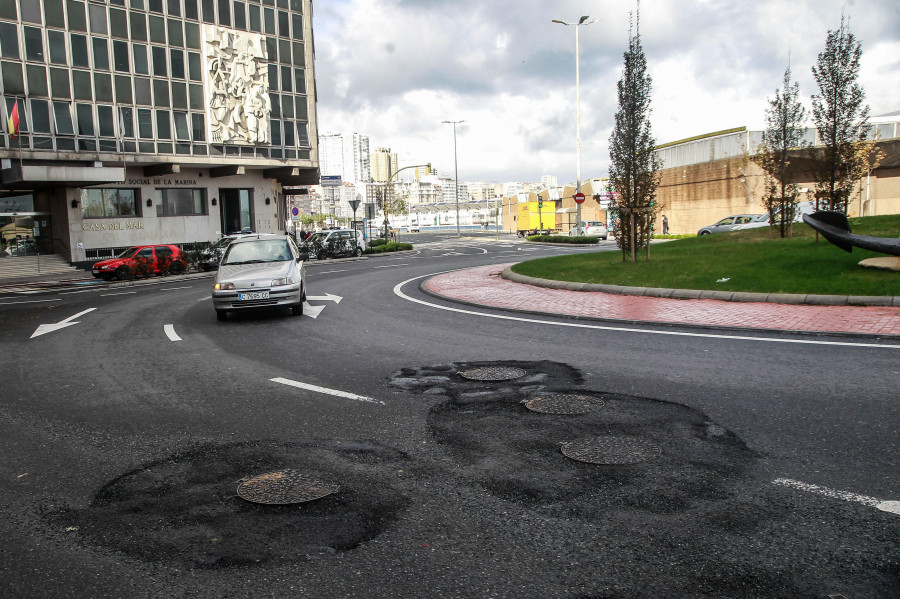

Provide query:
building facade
left=1, top=0, right=319, bottom=263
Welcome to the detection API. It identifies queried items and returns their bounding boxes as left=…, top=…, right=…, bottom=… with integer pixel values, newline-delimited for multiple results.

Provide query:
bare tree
left=810, top=14, right=879, bottom=213
left=753, top=65, right=808, bottom=237
left=608, top=8, right=661, bottom=262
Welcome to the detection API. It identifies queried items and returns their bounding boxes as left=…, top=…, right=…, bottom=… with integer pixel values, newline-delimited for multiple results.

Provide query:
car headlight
left=271, top=278, right=295, bottom=286
left=214, top=282, right=235, bottom=290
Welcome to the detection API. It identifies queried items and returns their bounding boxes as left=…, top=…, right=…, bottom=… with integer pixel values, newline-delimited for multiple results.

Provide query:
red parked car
left=91, top=244, right=187, bottom=280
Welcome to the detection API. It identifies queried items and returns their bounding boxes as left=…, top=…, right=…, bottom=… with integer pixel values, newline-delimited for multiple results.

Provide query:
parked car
left=301, top=228, right=366, bottom=259
left=568, top=220, right=608, bottom=239
left=731, top=202, right=816, bottom=231
left=211, top=235, right=306, bottom=321
left=91, top=244, right=186, bottom=280
left=199, top=233, right=276, bottom=270
left=696, top=214, right=762, bottom=236
left=409, top=225, right=420, bottom=233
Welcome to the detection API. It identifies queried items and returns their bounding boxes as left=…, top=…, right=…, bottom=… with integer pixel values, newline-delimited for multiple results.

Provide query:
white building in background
left=316, top=132, right=370, bottom=185
left=541, top=175, right=558, bottom=187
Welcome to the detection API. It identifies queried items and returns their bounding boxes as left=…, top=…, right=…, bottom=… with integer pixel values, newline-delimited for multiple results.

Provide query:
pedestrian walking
left=662, top=215, right=669, bottom=235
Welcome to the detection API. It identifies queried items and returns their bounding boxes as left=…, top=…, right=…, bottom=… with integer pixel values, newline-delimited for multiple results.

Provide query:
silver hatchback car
left=212, top=235, right=307, bottom=321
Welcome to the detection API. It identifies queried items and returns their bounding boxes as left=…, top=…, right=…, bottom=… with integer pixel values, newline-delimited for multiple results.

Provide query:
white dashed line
left=100, top=291, right=137, bottom=296
left=773, top=478, right=900, bottom=515
left=271, top=377, right=384, bottom=405
left=164, top=324, right=182, bottom=341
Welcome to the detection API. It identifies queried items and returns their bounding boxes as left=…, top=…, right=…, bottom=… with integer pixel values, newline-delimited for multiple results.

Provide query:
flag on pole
left=7, top=101, right=20, bottom=139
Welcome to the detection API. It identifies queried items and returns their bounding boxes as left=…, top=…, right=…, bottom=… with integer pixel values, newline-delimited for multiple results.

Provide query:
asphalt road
left=1, top=233, right=898, bottom=599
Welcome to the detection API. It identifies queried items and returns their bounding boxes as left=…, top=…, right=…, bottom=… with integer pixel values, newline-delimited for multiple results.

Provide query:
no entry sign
left=574, top=192, right=586, bottom=204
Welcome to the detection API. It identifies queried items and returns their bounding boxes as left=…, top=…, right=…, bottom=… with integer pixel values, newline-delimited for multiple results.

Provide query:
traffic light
left=425, top=163, right=431, bottom=175
left=538, top=200, right=543, bottom=208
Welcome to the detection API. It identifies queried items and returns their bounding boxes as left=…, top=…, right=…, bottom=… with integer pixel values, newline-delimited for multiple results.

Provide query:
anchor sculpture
left=802, top=211, right=900, bottom=270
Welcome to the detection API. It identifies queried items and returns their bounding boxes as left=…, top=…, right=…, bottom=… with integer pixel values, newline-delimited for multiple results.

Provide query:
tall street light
left=442, top=119, right=465, bottom=237
left=552, top=15, right=599, bottom=237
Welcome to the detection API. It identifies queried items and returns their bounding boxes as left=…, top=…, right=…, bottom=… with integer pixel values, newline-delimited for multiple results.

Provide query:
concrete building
left=651, top=122, right=900, bottom=235
left=370, top=147, right=397, bottom=182
left=1, top=0, right=318, bottom=264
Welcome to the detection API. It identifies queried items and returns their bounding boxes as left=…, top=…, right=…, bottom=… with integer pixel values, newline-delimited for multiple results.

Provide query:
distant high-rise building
left=317, top=132, right=370, bottom=185
left=371, top=147, right=398, bottom=182
left=318, top=133, right=345, bottom=178
left=541, top=175, right=558, bottom=187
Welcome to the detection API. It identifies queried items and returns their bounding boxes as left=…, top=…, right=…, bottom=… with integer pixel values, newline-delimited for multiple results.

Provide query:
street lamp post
left=552, top=15, right=599, bottom=237
left=442, top=120, right=465, bottom=237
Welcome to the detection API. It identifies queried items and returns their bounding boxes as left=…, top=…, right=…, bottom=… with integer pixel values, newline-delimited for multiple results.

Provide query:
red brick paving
left=423, top=263, right=900, bottom=337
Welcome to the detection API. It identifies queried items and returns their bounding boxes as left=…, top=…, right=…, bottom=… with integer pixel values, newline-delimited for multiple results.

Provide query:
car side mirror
left=298, top=253, right=309, bottom=262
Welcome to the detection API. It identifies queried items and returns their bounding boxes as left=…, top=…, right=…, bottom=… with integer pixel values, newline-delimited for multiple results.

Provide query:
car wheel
left=115, top=265, right=131, bottom=280
left=354, top=247, right=363, bottom=257
left=699, top=230, right=711, bottom=236
left=601, top=236, right=608, bottom=241
left=216, top=310, right=227, bottom=321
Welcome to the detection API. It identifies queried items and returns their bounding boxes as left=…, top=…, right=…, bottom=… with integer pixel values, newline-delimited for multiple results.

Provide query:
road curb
left=500, top=268, right=900, bottom=307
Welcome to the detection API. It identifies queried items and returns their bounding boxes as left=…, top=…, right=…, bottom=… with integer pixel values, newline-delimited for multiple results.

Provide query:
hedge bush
left=526, top=235, right=600, bottom=244
left=368, top=238, right=388, bottom=247
left=365, top=242, right=413, bottom=254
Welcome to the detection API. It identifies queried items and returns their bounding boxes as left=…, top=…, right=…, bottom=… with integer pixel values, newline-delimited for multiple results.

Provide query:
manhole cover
left=458, top=367, right=527, bottom=381
left=524, top=394, right=602, bottom=414
left=561, top=436, right=661, bottom=465
left=237, top=470, right=340, bottom=505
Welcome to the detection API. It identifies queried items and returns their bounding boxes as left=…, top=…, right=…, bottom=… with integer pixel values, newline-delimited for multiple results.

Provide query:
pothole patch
left=459, top=366, right=527, bottom=381
left=561, top=435, right=661, bottom=465
left=524, top=393, right=602, bottom=415
left=237, top=470, right=340, bottom=504
left=48, top=440, right=411, bottom=569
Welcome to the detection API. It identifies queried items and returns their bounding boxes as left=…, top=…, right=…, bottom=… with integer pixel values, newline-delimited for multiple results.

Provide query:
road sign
left=574, top=192, right=586, bottom=204
left=291, top=207, right=299, bottom=216
left=321, top=175, right=342, bottom=187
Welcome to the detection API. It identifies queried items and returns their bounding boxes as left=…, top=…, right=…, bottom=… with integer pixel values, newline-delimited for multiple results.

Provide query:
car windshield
left=305, top=232, right=326, bottom=243
left=116, top=247, right=141, bottom=259
left=212, top=237, right=234, bottom=250
left=223, top=239, right=291, bottom=264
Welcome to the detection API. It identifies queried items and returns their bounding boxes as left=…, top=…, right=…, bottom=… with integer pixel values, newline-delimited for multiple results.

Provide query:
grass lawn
left=511, top=214, right=900, bottom=296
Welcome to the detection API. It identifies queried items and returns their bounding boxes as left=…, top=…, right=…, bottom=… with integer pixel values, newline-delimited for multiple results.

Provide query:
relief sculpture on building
left=204, top=26, right=271, bottom=145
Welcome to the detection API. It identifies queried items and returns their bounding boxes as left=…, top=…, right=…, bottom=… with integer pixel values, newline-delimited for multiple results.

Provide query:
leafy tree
left=810, top=14, right=880, bottom=213
left=377, top=184, right=409, bottom=238
left=607, top=10, right=661, bottom=262
left=753, top=65, right=808, bottom=238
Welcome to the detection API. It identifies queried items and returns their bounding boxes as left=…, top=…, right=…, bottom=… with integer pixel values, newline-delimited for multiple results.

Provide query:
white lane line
left=271, top=377, right=384, bottom=405
left=164, top=324, right=182, bottom=341
left=317, top=269, right=349, bottom=274
left=0, top=298, right=60, bottom=305
left=160, top=286, right=192, bottom=291
left=101, top=291, right=137, bottom=296
left=374, top=263, right=409, bottom=268
left=773, top=478, right=900, bottom=516
left=393, top=271, right=900, bottom=349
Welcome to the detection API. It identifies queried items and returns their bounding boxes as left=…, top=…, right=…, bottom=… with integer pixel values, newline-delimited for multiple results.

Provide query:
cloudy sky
left=313, top=0, right=900, bottom=184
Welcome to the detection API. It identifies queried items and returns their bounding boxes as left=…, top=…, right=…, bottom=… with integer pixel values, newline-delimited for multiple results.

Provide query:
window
left=92, top=37, right=110, bottom=70
left=114, top=41, right=129, bottom=71
left=81, top=188, right=139, bottom=218
left=24, top=27, right=44, bottom=62
left=133, top=44, right=149, bottom=74
left=118, top=106, right=134, bottom=137
left=76, top=103, right=94, bottom=135
left=89, top=3, right=108, bottom=34
left=67, top=0, right=87, bottom=31
left=152, top=45, right=167, bottom=76
left=48, top=31, right=67, bottom=64
left=170, top=49, right=184, bottom=78
left=217, top=0, right=230, bottom=25
left=233, top=0, right=245, bottom=29
left=98, top=105, right=115, bottom=137
left=137, top=108, right=153, bottom=137
left=53, top=101, right=75, bottom=134
left=26, top=64, right=48, bottom=96
left=0, top=23, right=20, bottom=59
left=187, top=52, right=201, bottom=80
left=44, top=0, right=65, bottom=27
left=71, top=34, right=89, bottom=67
left=155, top=189, right=206, bottom=216
left=191, top=113, right=205, bottom=141
left=173, top=112, right=190, bottom=139
left=130, top=12, right=147, bottom=42
left=30, top=99, right=52, bottom=133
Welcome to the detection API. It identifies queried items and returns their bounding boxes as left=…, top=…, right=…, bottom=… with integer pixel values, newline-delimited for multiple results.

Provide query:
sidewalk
left=422, top=263, right=900, bottom=338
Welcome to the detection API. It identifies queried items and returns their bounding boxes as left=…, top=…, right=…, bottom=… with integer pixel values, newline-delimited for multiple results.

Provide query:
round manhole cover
left=237, top=470, right=340, bottom=505
left=458, top=367, right=527, bottom=381
left=524, top=394, right=602, bottom=414
left=561, top=436, right=661, bottom=465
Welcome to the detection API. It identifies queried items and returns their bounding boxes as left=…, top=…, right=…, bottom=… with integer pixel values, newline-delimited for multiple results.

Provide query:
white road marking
left=317, top=269, right=349, bottom=274
left=773, top=478, right=900, bottom=516
left=101, top=291, right=137, bottom=296
left=394, top=271, right=900, bottom=349
left=0, top=298, right=60, bottom=305
left=306, top=293, right=342, bottom=303
left=30, top=308, right=96, bottom=339
left=160, top=286, right=192, bottom=291
left=374, top=263, right=409, bottom=268
left=303, top=302, right=325, bottom=318
left=271, top=377, right=384, bottom=405
left=164, top=324, right=182, bottom=341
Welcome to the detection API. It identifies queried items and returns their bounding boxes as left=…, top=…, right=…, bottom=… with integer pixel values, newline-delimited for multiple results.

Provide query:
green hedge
left=526, top=235, right=600, bottom=244
left=365, top=242, right=413, bottom=254
left=368, top=238, right=388, bottom=247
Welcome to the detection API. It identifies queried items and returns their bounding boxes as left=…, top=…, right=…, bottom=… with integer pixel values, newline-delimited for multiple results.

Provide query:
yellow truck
left=516, top=201, right=555, bottom=237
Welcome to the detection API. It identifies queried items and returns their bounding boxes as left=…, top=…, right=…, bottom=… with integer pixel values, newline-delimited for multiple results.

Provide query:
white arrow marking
left=164, top=324, right=182, bottom=341
left=302, top=302, right=325, bottom=318
left=30, top=308, right=96, bottom=339
left=305, top=293, right=342, bottom=303
left=773, top=478, right=900, bottom=516
left=271, top=377, right=384, bottom=405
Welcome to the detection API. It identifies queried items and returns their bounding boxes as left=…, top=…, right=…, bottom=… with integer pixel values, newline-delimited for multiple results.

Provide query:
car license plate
left=238, top=291, right=269, bottom=301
